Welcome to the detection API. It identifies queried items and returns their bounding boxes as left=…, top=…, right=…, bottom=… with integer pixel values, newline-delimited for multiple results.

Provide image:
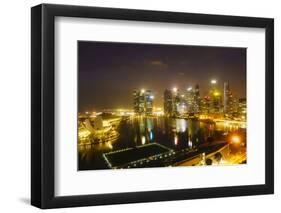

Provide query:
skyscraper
left=209, top=80, right=222, bottom=113
left=164, top=88, right=180, bottom=116
left=224, top=81, right=230, bottom=113
left=133, top=89, right=154, bottom=115
left=194, top=84, right=201, bottom=113
left=223, top=81, right=241, bottom=117
left=184, top=84, right=201, bottom=114
left=201, top=95, right=211, bottom=114
left=238, top=98, right=247, bottom=120
left=186, top=87, right=194, bottom=113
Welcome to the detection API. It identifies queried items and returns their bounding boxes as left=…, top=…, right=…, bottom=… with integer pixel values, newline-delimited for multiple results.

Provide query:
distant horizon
left=78, top=41, right=246, bottom=112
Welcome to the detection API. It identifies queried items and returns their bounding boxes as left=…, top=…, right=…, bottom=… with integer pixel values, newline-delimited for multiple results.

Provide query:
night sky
left=78, top=41, right=246, bottom=112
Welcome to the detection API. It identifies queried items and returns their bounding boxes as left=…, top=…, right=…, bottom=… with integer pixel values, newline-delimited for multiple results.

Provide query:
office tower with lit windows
left=177, top=95, right=187, bottom=115
left=185, top=87, right=195, bottom=113
left=223, top=81, right=230, bottom=113
left=232, top=97, right=239, bottom=116
left=209, top=80, right=222, bottom=113
left=223, top=81, right=237, bottom=115
left=212, top=93, right=222, bottom=113
left=133, top=89, right=154, bottom=115
left=238, top=98, right=247, bottom=120
left=194, top=84, right=201, bottom=113
left=176, top=102, right=187, bottom=115
left=227, top=93, right=234, bottom=115
left=223, top=81, right=243, bottom=118
left=201, top=95, right=211, bottom=114
left=164, top=89, right=173, bottom=116
left=164, top=88, right=180, bottom=116
left=183, top=84, right=202, bottom=114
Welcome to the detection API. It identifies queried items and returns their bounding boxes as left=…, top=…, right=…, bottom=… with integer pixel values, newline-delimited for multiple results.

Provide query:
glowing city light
left=141, top=136, right=146, bottom=145
left=108, top=143, right=113, bottom=149
left=77, top=41, right=248, bottom=170
left=176, top=119, right=186, bottom=132
left=78, top=129, right=91, bottom=138
left=149, top=131, right=154, bottom=140
left=174, top=136, right=178, bottom=145
left=231, top=135, right=241, bottom=144
left=188, top=139, right=192, bottom=148
left=79, top=78, right=247, bottom=168
left=211, top=79, right=217, bottom=84
left=214, top=91, right=220, bottom=96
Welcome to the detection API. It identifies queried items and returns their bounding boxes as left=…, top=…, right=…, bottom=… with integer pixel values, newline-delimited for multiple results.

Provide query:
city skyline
left=78, top=41, right=247, bottom=170
left=78, top=41, right=246, bottom=112
left=132, top=80, right=246, bottom=119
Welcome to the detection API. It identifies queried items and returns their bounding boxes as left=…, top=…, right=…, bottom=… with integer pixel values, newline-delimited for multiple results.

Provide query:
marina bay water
left=78, top=116, right=241, bottom=170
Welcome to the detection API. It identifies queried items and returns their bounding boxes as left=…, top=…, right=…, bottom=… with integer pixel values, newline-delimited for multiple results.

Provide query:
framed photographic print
left=31, top=4, right=274, bottom=209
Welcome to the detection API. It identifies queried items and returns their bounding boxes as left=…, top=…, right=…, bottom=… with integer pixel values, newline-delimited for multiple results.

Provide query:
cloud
left=150, top=60, right=165, bottom=66
left=148, top=60, right=168, bottom=70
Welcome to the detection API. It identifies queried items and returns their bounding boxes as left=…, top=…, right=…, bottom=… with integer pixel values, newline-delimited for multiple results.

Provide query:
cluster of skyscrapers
left=133, top=89, right=154, bottom=115
left=163, top=85, right=200, bottom=117
left=133, top=80, right=246, bottom=119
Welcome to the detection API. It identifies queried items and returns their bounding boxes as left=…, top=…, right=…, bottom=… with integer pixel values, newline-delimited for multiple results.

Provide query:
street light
left=173, top=87, right=178, bottom=92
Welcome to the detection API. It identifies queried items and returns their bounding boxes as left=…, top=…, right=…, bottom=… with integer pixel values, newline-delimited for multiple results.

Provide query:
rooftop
left=103, top=143, right=172, bottom=168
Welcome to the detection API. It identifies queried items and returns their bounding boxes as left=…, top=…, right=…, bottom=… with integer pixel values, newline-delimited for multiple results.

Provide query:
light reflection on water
left=80, top=117, right=217, bottom=152
left=215, top=121, right=241, bottom=132
left=79, top=117, right=245, bottom=153
left=79, top=117, right=220, bottom=169
left=78, top=116, right=246, bottom=170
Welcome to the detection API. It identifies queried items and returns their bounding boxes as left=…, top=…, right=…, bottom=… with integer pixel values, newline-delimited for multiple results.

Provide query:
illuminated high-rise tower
left=164, top=88, right=180, bottom=116
left=133, top=89, right=154, bottom=115
left=209, top=79, right=222, bottom=113
left=223, top=81, right=237, bottom=116
left=186, top=87, right=194, bottom=113
left=224, top=81, right=230, bottom=113
left=238, top=98, right=246, bottom=120
left=194, top=84, right=201, bottom=113
left=164, top=89, right=173, bottom=116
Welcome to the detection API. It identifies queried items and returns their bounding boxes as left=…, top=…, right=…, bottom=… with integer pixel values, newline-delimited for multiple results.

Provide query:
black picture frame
left=31, top=3, right=274, bottom=209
